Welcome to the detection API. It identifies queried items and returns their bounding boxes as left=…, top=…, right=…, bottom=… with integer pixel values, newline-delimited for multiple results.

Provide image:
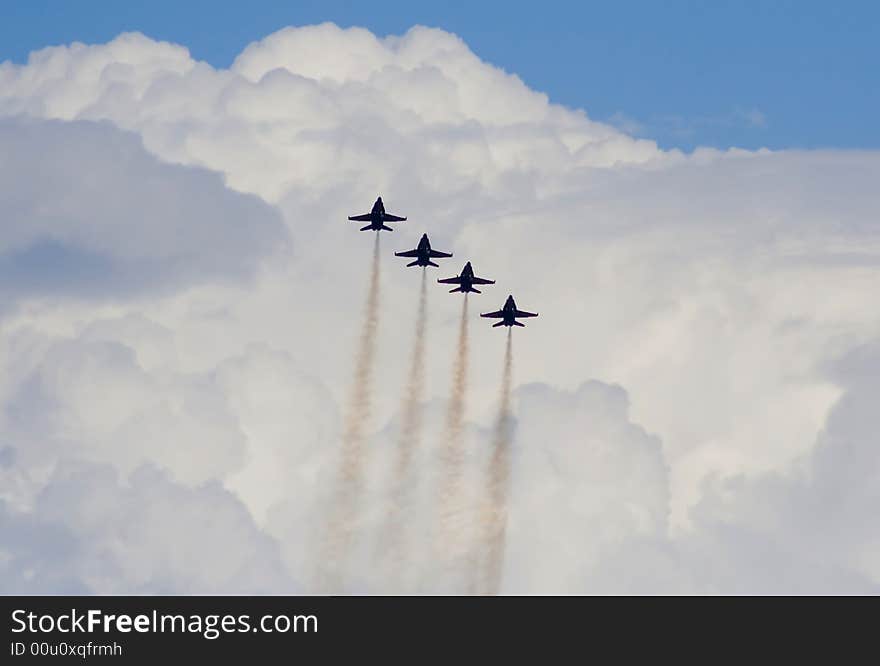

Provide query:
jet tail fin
left=360, top=225, right=373, bottom=232
left=381, top=225, right=393, bottom=231
left=427, top=261, right=439, bottom=268
left=471, top=287, right=481, bottom=294
left=493, top=321, right=506, bottom=328
left=449, top=287, right=462, bottom=293
left=512, top=320, right=525, bottom=327
left=407, top=260, right=420, bottom=267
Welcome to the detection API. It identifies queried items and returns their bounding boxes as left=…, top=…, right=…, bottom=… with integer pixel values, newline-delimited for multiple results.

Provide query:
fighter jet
left=481, top=295, right=538, bottom=327
left=437, top=261, right=495, bottom=294
left=348, top=196, right=407, bottom=231
left=394, top=233, right=453, bottom=268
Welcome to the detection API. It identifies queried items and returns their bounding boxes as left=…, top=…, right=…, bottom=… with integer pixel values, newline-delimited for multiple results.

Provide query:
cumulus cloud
left=504, top=381, right=670, bottom=593
left=0, top=24, right=661, bottom=204
left=680, top=341, right=880, bottom=593
left=0, top=23, right=879, bottom=593
left=504, top=378, right=880, bottom=594
left=1, top=462, right=292, bottom=593
left=0, top=117, right=286, bottom=304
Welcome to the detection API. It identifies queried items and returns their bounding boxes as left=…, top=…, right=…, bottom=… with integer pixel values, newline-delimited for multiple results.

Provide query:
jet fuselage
left=410, top=234, right=433, bottom=266
left=499, top=295, right=520, bottom=326
left=366, top=198, right=386, bottom=229
left=458, top=262, right=476, bottom=290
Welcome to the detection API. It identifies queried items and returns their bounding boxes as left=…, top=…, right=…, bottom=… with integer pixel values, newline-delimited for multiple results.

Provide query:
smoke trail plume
left=377, top=268, right=428, bottom=590
left=433, top=295, right=471, bottom=589
left=446, top=296, right=470, bottom=453
left=318, top=233, right=382, bottom=592
left=478, top=329, right=514, bottom=595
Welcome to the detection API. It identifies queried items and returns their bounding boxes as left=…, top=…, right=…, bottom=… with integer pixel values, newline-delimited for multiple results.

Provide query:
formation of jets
left=348, top=197, right=539, bottom=328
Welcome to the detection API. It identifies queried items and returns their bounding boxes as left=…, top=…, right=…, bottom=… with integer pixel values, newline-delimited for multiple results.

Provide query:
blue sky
left=2, top=0, right=878, bottom=151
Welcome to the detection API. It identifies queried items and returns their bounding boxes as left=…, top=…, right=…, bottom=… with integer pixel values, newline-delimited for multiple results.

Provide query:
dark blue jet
left=481, top=295, right=538, bottom=328
left=394, top=233, right=453, bottom=268
left=348, top=196, right=407, bottom=231
left=438, top=261, right=495, bottom=294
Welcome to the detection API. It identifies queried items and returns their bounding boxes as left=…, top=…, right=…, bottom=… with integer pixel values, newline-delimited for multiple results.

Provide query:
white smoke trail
left=376, top=268, right=428, bottom=591
left=433, top=295, right=472, bottom=590
left=478, top=328, right=514, bottom=595
left=446, top=296, right=470, bottom=454
left=317, top=233, right=382, bottom=592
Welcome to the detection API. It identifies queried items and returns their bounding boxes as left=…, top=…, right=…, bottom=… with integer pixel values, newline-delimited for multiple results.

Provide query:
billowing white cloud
left=504, top=376, right=880, bottom=594
left=505, top=381, right=670, bottom=593
left=0, top=24, right=662, bottom=203
left=0, top=24, right=879, bottom=593
left=0, top=117, right=286, bottom=304
left=1, top=461, right=293, bottom=593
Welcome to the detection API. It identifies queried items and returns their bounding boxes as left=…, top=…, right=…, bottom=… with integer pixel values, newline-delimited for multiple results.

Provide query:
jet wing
left=480, top=310, right=505, bottom=318
left=383, top=214, right=407, bottom=222
left=348, top=214, right=372, bottom=221
left=437, top=277, right=462, bottom=284
left=395, top=249, right=420, bottom=257
left=429, top=249, right=453, bottom=258
left=514, top=310, right=538, bottom=318
left=471, top=277, right=495, bottom=285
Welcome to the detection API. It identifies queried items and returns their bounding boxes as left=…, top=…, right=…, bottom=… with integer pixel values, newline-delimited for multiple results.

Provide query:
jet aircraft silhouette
left=348, top=196, right=407, bottom=231
left=437, top=261, right=495, bottom=294
left=481, top=295, right=538, bottom=327
left=394, top=233, right=453, bottom=268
